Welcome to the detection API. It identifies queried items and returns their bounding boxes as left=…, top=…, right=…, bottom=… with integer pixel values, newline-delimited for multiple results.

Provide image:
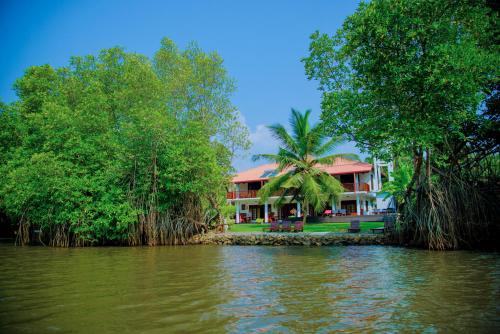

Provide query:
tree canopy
left=303, top=0, right=499, bottom=161
left=303, top=0, right=500, bottom=249
left=0, top=38, right=249, bottom=246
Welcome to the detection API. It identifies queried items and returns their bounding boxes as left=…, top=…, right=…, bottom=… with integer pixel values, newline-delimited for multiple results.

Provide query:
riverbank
left=190, top=231, right=392, bottom=246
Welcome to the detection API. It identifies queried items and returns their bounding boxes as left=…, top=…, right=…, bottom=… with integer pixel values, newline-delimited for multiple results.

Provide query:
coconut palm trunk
left=302, top=199, right=308, bottom=224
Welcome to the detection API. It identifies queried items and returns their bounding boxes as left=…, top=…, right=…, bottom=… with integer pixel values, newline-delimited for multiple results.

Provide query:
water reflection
left=0, top=245, right=499, bottom=333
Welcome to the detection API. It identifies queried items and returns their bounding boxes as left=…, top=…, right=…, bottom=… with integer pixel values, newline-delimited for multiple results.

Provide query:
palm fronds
left=253, top=109, right=356, bottom=223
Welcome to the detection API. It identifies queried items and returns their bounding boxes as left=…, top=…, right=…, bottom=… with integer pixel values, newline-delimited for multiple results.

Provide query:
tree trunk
left=302, top=200, right=308, bottom=224
left=426, top=147, right=432, bottom=188
left=208, top=194, right=223, bottom=225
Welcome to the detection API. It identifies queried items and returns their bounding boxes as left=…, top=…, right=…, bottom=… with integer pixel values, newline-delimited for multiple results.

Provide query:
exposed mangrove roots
left=396, top=156, right=500, bottom=250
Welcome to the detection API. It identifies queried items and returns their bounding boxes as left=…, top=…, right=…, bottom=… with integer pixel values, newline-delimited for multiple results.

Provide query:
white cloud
left=249, top=124, right=278, bottom=155
left=233, top=123, right=279, bottom=171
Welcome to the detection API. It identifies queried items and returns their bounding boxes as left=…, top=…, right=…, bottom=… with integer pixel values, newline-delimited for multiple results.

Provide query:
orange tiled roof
left=232, top=158, right=372, bottom=183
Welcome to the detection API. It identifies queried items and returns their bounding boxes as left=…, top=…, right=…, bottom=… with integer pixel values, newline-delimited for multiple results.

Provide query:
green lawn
left=229, top=221, right=384, bottom=233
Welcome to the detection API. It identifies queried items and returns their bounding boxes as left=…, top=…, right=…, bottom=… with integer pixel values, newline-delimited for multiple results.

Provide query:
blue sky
left=0, top=0, right=364, bottom=170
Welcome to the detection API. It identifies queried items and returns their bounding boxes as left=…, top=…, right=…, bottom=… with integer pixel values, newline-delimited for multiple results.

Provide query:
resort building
left=227, top=158, right=394, bottom=223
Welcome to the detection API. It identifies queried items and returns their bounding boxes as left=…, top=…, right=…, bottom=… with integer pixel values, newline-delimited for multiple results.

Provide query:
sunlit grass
left=229, top=222, right=384, bottom=233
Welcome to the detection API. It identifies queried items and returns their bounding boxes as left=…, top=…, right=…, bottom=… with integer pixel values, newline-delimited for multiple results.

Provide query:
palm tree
left=253, top=109, right=358, bottom=224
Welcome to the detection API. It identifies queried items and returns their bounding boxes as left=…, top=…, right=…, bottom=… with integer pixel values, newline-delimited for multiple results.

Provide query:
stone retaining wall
left=190, top=232, right=392, bottom=246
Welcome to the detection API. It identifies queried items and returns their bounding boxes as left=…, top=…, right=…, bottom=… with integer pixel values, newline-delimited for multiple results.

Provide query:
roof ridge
left=232, top=159, right=372, bottom=183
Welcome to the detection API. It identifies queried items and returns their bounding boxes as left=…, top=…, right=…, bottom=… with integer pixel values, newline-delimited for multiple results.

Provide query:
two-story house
left=227, top=157, right=394, bottom=223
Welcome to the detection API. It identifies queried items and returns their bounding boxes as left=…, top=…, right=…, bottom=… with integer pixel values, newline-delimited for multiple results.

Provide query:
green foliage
left=303, top=0, right=500, bottom=249
left=303, top=0, right=499, bottom=160
left=253, top=109, right=357, bottom=223
left=0, top=38, right=249, bottom=246
left=221, top=204, right=236, bottom=219
left=381, top=162, right=413, bottom=203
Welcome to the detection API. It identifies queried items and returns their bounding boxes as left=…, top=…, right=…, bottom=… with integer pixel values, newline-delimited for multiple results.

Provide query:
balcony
left=226, top=190, right=259, bottom=199
left=342, top=182, right=370, bottom=192
left=227, top=182, right=371, bottom=199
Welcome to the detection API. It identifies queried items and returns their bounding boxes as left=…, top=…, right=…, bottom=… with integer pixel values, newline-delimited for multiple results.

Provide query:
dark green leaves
left=303, top=0, right=499, bottom=160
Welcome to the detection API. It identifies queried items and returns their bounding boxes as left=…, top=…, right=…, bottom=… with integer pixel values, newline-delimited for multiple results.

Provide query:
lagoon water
left=0, top=244, right=499, bottom=333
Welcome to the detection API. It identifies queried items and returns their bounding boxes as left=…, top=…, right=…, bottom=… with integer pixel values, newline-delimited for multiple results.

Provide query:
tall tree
left=304, top=0, right=497, bottom=167
left=303, top=0, right=500, bottom=249
left=254, top=109, right=357, bottom=224
left=0, top=39, right=249, bottom=246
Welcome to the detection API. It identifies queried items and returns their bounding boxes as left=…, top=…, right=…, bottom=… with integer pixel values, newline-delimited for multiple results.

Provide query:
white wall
left=238, top=202, right=250, bottom=216
left=376, top=192, right=395, bottom=210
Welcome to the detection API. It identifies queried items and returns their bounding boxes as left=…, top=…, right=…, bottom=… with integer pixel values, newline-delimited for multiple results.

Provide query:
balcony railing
left=226, top=190, right=259, bottom=199
left=227, top=182, right=371, bottom=199
left=342, top=182, right=370, bottom=192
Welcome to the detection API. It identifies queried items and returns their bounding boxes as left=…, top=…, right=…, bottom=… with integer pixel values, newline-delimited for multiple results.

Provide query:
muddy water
left=0, top=245, right=499, bottom=333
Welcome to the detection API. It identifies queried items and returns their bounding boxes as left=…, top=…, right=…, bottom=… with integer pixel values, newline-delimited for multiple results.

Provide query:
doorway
left=249, top=204, right=271, bottom=220
left=341, top=200, right=357, bottom=215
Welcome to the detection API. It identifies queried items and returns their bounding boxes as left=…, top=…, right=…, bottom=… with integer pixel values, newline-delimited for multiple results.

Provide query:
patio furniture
left=348, top=220, right=361, bottom=233
left=281, top=220, right=292, bottom=232
left=371, top=215, right=395, bottom=234
left=340, top=209, right=347, bottom=216
left=263, top=220, right=279, bottom=232
left=293, top=220, right=304, bottom=232
left=323, top=209, right=332, bottom=217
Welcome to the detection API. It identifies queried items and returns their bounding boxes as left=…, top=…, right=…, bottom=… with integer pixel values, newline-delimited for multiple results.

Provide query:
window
left=241, top=204, right=246, bottom=210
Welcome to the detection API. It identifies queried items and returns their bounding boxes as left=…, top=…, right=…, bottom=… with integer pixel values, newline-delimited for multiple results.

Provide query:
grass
left=229, top=222, right=384, bottom=233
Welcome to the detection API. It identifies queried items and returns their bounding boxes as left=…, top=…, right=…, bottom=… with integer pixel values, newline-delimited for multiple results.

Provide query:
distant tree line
left=0, top=38, right=250, bottom=246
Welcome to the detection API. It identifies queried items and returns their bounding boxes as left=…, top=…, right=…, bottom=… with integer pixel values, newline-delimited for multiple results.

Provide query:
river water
left=0, top=244, right=499, bottom=333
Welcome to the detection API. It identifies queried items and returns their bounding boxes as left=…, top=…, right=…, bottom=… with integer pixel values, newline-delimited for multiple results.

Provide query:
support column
left=297, top=202, right=301, bottom=217
left=356, top=194, right=361, bottom=215
left=378, top=163, right=383, bottom=190
left=388, top=161, right=394, bottom=181
left=235, top=202, right=240, bottom=224
left=264, top=201, right=269, bottom=223
left=331, top=198, right=336, bottom=211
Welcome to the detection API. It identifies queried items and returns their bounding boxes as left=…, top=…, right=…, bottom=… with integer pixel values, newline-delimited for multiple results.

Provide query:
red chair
left=293, top=221, right=304, bottom=232
left=281, top=220, right=292, bottom=232
left=263, top=220, right=279, bottom=232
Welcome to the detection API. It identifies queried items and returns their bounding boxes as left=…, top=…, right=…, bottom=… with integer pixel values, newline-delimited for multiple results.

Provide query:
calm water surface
left=0, top=244, right=499, bottom=333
